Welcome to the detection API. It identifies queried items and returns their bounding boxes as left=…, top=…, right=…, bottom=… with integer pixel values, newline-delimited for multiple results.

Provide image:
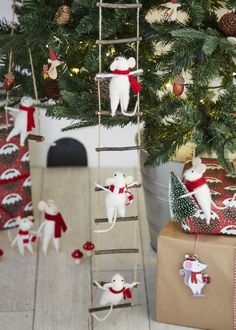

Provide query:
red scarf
left=185, top=176, right=206, bottom=193
left=109, top=184, right=134, bottom=205
left=19, top=229, right=37, bottom=244
left=191, top=271, right=202, bottom=284
left=45, top=212, right=67, bottom=238
left=109, top=287, right=132, bottom=300
left=112, top=69, right=142, bottom=94
left=19, top=105, right=36, bottom=132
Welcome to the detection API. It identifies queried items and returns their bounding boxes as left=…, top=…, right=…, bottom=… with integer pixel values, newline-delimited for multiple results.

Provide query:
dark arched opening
left=47, top=138, right=88, bottom=167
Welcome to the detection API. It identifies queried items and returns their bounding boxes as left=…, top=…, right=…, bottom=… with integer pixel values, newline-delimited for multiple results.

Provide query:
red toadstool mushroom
left=83, top=241, right=95, bottom=256
left=71, top=249, right=83, bottom=265
left=0, top=249, right=3, bottom=258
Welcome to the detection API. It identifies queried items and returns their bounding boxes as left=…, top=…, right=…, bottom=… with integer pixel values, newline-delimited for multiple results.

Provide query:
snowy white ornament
left=94, top=172, right=136, bottom=233
left=37, top=199, right=67, bottom=255
left=6, top=96, right=36, bottom=146
left=92, top=273, right=139, bottom=322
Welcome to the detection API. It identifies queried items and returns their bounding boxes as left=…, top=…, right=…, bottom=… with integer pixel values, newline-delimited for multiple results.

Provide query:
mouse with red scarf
left=183, top=157, right=235, bottom=225
left=92, top=273, right=139, bottom=322
left=37, top=199, right=67, bottom=255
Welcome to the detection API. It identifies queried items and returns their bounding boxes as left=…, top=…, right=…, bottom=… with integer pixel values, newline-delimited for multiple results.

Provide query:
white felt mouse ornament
left=162, top=0, right=181, bottom=22
left=183, top=157, right=236, bottom=224
left=95, top=172, right=137, bottom=233
left=92, top=273, right=139, bottom=322
left=6, top=96, right=36, bottom=146
left=11, top=216, right=38, bottom=255
left=37, top=199, right=67, bottom=255
left=109, top=56, right=142, bottom=116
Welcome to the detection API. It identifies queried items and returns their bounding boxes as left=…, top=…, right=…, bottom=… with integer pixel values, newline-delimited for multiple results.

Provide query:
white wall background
left=1, top=0, right=139, bottom=167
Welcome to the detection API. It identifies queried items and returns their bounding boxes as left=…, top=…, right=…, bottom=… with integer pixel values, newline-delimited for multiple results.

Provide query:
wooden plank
left=90, top=168, right=142, bottom=272
left=96, top=146, right=143, bottom=152
left=95, top=215, right=139, bottom=223
left=28, top=134, right=44, bottom=142
left=33, top=168, right=91, bottom=330
left=95, top=183, right=141, bottom=191
left=0, top=167, right=42, bottom=312
left=0, top=311, right=33, bottom=330
left=96, top=37, right=142, bottom=45
left=92, top=270, right=149, bottom=330
left=95, top=248, right=139, bottom=255
left=96, top=111, right=143, bottom=116
left=96, top=3, right=143, bottom=9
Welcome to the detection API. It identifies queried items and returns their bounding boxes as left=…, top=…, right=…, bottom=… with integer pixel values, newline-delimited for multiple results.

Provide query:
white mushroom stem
left=74, top=259, right=81, bottom=265
left=86, top=250, right=93, bottom=257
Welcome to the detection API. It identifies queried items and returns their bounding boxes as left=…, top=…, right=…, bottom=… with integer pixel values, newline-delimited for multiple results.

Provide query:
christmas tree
left=0, top=1, right=236, bottom=170
left=169, top=172, right=198, bottom=221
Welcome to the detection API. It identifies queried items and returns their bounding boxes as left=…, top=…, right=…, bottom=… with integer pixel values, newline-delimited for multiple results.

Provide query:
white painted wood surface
left=0, top=167, right=203, bottom=330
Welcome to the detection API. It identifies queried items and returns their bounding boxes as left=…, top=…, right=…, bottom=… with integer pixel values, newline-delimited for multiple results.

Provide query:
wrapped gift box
left=0, top=114, right=33, bottom=230
left=181, top=158, right=236, bottom=235
left=157, top=221, right=235, bottom=330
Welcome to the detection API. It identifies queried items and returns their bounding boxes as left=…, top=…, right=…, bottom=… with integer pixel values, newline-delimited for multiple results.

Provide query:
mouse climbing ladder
left=89, top=0, right=143, bottom=319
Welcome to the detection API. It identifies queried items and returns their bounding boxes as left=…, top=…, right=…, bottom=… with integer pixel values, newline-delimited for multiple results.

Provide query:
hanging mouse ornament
left=94, top=172, right=137, bottom=233
left=92, top=273, right=139, bottom=322
left=173, top=75, right=185, bottom=96
left=162, top=0, right=181, bottom=22
left=46, top=46, right=63, bottom=80
left=180, top=254, right=211, bottom=297
left=182, top=157, right=236, bottom=224
left=5, top=96, right=36, bottom=146
left=3, top=73, right=15, bottom=91
left=96, top=56, right=142, bottom=117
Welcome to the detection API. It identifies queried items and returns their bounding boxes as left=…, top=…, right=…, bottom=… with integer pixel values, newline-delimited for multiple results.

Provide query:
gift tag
left=179, top=254, right=211, bottom=297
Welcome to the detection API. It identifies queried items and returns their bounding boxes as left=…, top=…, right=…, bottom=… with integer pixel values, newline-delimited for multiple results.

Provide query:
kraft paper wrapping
left=157, top=221, right=235, bottom=330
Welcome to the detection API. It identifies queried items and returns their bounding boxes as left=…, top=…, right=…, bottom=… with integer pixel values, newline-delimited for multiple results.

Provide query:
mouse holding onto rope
left=37, top=199, right=68, bottom=255
left=92, top=273, right=139, bottom=322
left=94, top=172, right=138, bottom=233
left=182, top=157, right=236, bottom=224
left=11, top=216, right=39, bottom=255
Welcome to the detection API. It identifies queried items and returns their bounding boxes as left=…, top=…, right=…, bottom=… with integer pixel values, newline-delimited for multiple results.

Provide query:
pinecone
left=44, top=78, right=60, bottom=100
left=92, top=80, right=110, bottom=100
left=54, top=5, right=71, bottom=26
left=218, top=13, right=236, bottom=36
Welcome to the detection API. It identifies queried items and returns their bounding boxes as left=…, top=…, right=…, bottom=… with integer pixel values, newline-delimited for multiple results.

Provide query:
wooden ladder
left=90, top=0, right=142, bottom=315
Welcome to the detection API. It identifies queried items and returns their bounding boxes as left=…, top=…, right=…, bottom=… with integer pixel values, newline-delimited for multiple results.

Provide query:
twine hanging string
left=133, top=0, right=141, bottom=284
left=193, top=233, right=200, bottom=256
left=4, top=0, right=16, bottom=125
left=234, top=248, right=236, bottom=330
left=28, top=48, right=41, bottom=136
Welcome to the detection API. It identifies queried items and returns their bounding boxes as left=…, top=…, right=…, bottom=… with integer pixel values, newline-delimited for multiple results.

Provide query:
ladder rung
left=28, top=134, right=45, bottom=142
left=96, top=111, right=143, bottom=117
left=96, top=2, right=142, bottom=9
left=94, top=248, right=139, bottom=255
left=95, top=216, right=139, bottom=223
left=93, top=281, right=138, bottom=288
left=96, top=146, right=143, bottom=152
left=95, top=69, right=143, bottom=81
left=96, top=37, right=142, bottom=45
left=89, top=303, right=132, bottom=313
left=95, top=184, right=141, bottom=191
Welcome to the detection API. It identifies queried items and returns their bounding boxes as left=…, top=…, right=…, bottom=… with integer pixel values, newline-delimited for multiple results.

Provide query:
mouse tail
left=94, top=209, right=118, bottom=234
left=92, top=304, right=113, bottom=322
left=120, top=100, right=138, bottom=117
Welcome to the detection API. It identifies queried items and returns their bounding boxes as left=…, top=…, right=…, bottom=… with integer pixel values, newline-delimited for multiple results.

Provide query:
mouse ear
left=128, top=57, right=136, bottom=69
left=16, top=216, right=21, bottom=224
left=192, top=157, right=202, bottom=168
left=197, top=163, right=206, bottom=174
left=38, top=200, right=47, bottom=211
